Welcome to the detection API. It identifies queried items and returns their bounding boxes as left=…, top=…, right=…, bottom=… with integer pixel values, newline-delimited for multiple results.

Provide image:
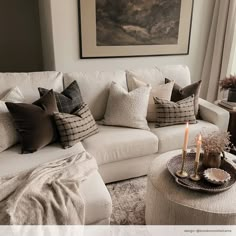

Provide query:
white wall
left=230, top=31, right=236, bottom=75
left=39, top=0, right=214, bottom=83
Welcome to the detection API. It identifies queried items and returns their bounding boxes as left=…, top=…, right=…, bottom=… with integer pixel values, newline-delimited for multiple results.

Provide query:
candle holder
left=176, top=150, right=188, bottom=178
left=190, top=161, right=201, bottom=181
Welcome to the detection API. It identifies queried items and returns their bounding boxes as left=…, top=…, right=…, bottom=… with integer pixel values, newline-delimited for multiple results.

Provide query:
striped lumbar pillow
left=154, top=95, right=197, bottom=127
left=54, top=103, right=98, bottom=148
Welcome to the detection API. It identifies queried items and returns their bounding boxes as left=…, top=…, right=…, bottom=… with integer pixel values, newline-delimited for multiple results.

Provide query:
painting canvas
left=96, top=0, right=181, bottom=46
left=79, top=0, right=193, bottom=58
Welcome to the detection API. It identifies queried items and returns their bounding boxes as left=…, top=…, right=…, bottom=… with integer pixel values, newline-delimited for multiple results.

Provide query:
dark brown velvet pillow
left=6, top=90, right=58, bottom=153
left=165, top=78, right=202, bottom=115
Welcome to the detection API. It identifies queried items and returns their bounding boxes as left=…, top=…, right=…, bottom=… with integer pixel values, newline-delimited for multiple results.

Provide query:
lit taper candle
left=183, top=122, right=189, bottom=151
left=176, top=122, right=189, bottom=178
left=195, top=134, right=202, bottom=162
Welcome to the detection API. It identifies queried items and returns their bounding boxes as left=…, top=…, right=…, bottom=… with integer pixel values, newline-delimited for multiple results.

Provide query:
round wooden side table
left=145, top=150, right=236, bottom=225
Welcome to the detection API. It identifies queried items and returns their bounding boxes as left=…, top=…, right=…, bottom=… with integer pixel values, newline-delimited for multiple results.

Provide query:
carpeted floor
left=106, top=176, right=147, bottom=225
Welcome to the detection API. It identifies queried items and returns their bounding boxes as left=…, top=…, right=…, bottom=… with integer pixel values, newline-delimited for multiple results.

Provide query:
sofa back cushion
left=126, top=65, right=191, bottom=88
left=63, top=71, right=127, bottom=120
left=158, top=65, right=191, bottom=87
left=0, top=72, right=63, bottom=103
left=126, top=68, right=164, bottom=87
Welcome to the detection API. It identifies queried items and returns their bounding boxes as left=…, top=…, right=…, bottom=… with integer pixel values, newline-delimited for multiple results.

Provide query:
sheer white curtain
left=200, top=0, right=236, bottom=102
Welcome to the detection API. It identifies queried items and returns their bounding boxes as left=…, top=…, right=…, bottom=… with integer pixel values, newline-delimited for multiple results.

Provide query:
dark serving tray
left=167, top=152, right=236, bottom=193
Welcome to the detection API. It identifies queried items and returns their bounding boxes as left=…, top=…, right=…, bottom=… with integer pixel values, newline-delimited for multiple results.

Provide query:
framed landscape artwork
left=79, top=0, right=193, bottom=58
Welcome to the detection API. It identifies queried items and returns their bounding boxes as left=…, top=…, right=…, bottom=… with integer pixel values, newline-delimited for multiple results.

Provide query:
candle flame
left=186, top=122, right=189, bottom=128
left=199, top=134, right=202, bottom=141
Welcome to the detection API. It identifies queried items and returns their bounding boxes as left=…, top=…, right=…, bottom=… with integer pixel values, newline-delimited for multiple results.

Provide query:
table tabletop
left=148, top=150, right=236, bottom=214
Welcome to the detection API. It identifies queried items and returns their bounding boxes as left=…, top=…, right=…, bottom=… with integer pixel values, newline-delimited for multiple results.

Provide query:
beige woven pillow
left=103, top=82, right=151, bottom=130
left=0, top=87, right=24, bottom=152
left=127, top=74, right=174, bottom=122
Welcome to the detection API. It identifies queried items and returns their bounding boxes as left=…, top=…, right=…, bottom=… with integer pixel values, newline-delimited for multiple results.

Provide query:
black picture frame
left=79, top=0, right=194, bottom=59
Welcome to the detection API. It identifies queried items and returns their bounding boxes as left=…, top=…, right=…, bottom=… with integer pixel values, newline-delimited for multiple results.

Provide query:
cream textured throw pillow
left=127, top=73, right=174, bottom=122
left=103, top=82, right=151, bottom=130
left=0, top=87, right=24, bottom=152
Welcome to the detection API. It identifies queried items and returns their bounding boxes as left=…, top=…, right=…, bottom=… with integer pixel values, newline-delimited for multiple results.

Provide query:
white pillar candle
left=183, top=122, right=189, bottom=151
left=195, top=135, right=202, bottom=162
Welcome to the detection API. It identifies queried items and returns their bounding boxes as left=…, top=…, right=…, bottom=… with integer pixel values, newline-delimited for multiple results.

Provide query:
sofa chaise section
left=0, top=71, right=112, bottom=225
left=80, top=171, right=112, bottom=224
left=0, top=138, right=112, bottom=225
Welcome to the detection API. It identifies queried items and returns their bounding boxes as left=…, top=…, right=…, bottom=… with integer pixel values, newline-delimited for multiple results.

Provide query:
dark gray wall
left=0, top=0, right=43, bottom=72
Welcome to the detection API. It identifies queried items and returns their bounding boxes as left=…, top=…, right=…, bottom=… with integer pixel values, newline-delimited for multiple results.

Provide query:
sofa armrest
left=199, top=98, right=230, bottom=131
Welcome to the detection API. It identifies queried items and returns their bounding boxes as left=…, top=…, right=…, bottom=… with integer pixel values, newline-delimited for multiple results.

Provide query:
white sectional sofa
left=64, top=65, right=229, bottom=183
left=0, top=65, right=229, bottom=224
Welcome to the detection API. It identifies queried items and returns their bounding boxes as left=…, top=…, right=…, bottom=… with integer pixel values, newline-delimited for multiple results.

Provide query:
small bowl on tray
left=203, top=168, right=231, bottom=185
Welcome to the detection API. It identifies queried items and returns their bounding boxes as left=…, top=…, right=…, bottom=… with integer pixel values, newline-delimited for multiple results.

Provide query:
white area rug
left=106, top=176, right=147, bottom=225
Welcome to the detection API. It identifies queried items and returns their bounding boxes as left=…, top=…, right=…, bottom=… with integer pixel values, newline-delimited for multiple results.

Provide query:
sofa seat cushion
left=0, top=142, right=112, bottom=225
left=0, top=142, right=85, bottom=176
left=149, top=120, right=219, bottom=153
left=82, top=125, right=159, bottom=165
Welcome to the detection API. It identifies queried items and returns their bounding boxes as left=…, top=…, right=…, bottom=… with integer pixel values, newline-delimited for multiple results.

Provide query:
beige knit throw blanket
left=0, top=151, right=97, bottom=225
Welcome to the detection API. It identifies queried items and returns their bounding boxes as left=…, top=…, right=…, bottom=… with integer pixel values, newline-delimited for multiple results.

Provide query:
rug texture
left=106, top=176, right=147, bottom=225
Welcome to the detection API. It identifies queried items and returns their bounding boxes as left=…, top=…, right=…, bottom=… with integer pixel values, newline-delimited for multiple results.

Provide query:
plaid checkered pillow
left=54, top=103, right=98, bottom=148
left=39, top=80, right=83, bottom=114
left=154, top=95, right=197, bottom=127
